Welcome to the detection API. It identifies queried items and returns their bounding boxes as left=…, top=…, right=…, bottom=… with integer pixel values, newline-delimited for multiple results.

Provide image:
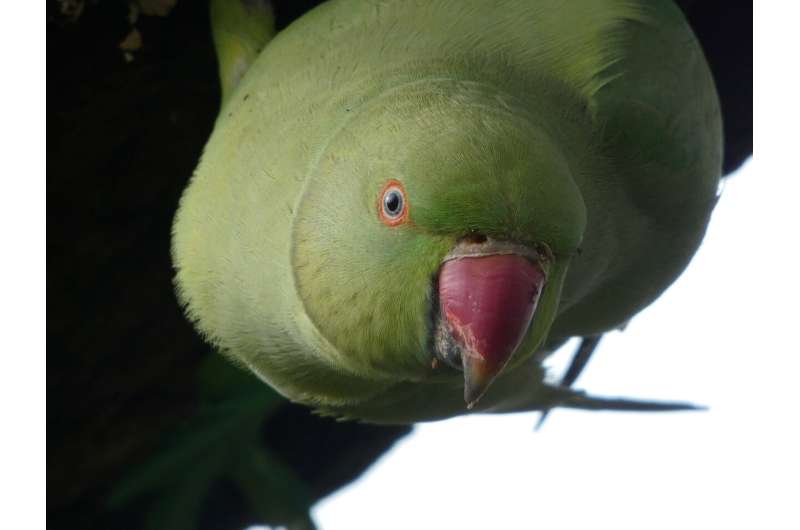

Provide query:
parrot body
left=173, top=0, right=721, bottom=423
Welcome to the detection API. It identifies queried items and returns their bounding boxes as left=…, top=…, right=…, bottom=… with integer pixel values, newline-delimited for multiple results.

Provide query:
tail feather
left=536, top=335, right=602, bottom=430
left=559, top=392, right=706, bottom=412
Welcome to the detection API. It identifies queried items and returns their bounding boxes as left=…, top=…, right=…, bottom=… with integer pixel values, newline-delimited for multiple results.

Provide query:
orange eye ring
left=378, top=179, right=410, bottom=226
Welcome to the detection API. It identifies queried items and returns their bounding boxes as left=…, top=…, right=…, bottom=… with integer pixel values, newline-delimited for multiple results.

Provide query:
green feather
left=210, top=0, right=276, bottom=104
left=172, top=0, right=721, bottom=423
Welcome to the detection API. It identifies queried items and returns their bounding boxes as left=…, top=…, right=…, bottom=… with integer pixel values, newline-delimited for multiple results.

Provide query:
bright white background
left=311, top=157, right=799, bottom=530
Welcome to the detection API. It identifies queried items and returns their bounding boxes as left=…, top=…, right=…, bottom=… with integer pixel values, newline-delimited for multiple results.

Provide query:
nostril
left=462, top=233, right=488, bottom=245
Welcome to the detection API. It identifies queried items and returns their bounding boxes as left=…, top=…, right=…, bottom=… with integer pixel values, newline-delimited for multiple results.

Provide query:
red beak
left=438, top=253, right=546, bottom=407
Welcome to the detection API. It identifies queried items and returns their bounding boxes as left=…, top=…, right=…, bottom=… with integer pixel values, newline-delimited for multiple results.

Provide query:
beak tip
left=464, top=386, right=483, bottom=409
left=462, top=353, right=502, bottom=409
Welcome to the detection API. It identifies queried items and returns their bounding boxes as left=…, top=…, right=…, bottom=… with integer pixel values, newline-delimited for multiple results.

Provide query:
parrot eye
left=378, top=180, right=409, bottom=226
left=384, top=190, right=403, bottom=216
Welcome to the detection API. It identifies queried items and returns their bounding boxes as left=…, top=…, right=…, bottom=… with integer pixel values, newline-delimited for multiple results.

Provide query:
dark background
left=47, top=1, right=752, bottom=528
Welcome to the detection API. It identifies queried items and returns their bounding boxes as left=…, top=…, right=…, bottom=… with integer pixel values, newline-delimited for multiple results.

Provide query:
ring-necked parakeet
left=173, top=0, right=721, bottom=423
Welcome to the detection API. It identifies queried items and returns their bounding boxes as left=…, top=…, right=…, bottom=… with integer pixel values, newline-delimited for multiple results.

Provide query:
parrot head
left=292, top=83, right=586, bottom=407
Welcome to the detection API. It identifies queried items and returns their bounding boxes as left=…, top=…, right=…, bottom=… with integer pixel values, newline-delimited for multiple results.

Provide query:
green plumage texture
left=173, top=0, right=721, bottom=423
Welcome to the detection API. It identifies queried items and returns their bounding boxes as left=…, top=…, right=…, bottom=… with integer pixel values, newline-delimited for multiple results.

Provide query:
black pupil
left=384, top=190, right=402, bottom=216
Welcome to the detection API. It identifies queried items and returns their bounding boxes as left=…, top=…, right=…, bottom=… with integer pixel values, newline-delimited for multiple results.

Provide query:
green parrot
left=172, top=0, right=721, bottom=424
